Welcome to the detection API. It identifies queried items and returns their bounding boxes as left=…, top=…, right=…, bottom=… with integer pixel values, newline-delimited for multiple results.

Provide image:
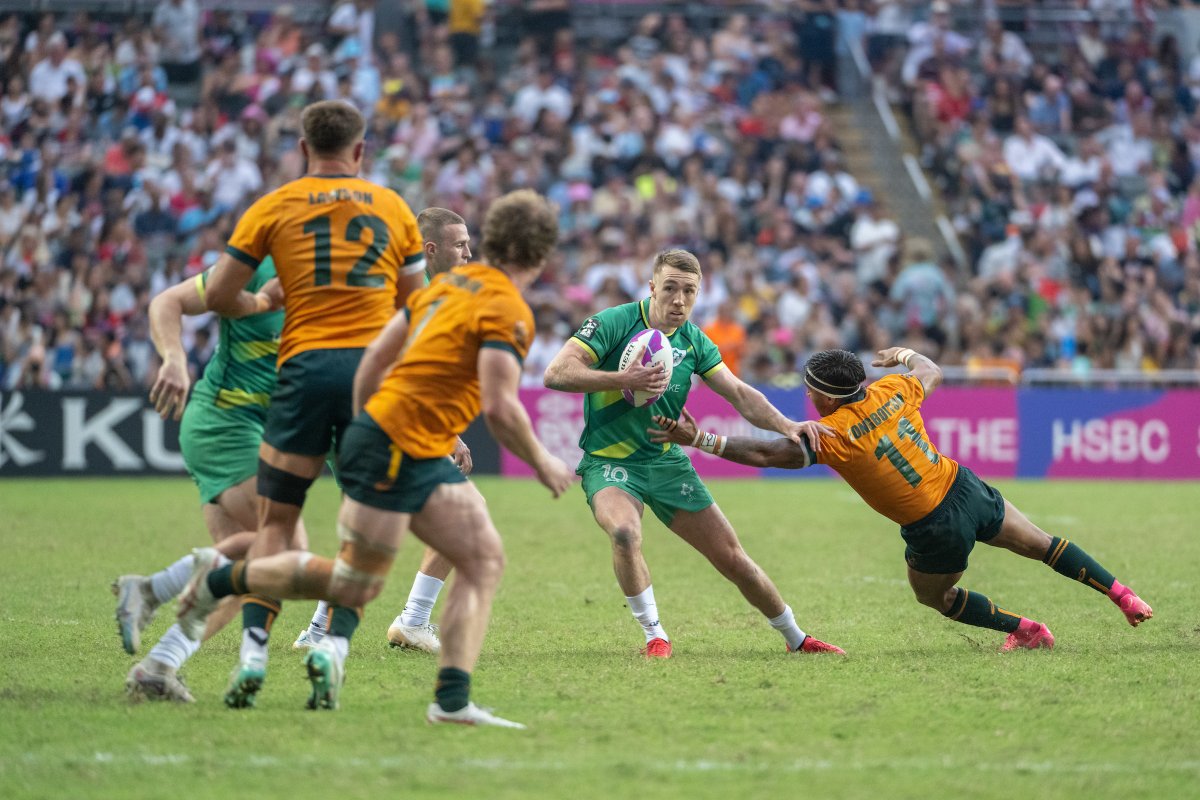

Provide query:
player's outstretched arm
left=204, top=253, right=279, bottom=319
left=353, top=309, right=410, bottom=414
left=543, top=339, right=668, bottom=395
left=481, top=348, right=574, bottom=497
left=148, top=275, right=208, bottom=420
left=650, top=408, right=813, bottom=469
left=872, top=346, right=943, bottom=397
left=704, top=367, right=833, bottom=451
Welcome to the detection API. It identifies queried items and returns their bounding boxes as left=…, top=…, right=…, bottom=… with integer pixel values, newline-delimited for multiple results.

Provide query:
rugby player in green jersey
left=118, top=258, right=291, bottom=701
left=543, top=249, right=843, bottom=658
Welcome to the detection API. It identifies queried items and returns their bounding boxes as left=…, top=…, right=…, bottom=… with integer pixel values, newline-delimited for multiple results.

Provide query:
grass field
left=1, top=476, right=1197, bottom=800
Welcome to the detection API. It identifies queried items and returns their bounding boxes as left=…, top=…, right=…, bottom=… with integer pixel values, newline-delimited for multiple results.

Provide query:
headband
left=805, top=368, right=862, bottom=399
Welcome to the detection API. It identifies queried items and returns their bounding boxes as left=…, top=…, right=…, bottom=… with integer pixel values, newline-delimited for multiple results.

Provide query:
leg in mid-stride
left=904, top=475, right=1151, bottom=651
left=177, top=419, right=528, bottom=727
left=122, top=472, right=308, bottom=703
left=668, top=502, right=844, bottom=656
left=587, top=485, right=673, bottom=659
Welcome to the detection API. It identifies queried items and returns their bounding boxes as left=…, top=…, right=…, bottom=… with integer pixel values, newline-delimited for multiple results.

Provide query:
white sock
left=626, top=585, right=668, bottom=643
left=398, top=572, right=445, bottom=627
left=147, top=623, right=201, bottom=670
left=149, top=554, right=195, bottom=605
left=306, top=600, right=331, bottom=637
left=326, top=634, right=350, bottom=662
left=240, top=627, right=269, bottom=667
left=768, top=605, right=807, bottom=651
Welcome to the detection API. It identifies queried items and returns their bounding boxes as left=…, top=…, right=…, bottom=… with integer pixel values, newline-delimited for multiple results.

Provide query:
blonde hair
left=417, top=207, right=466, bottom=243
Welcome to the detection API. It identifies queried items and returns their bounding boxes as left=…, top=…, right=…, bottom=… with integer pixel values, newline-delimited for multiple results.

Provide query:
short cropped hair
left=480, top=189, right=558, bottom=269
left=417, top=207, right=466, bottom=243
left=805, top=349, right=866, bottom=402
left=652, top=249, right=702, bottom=277
left=301, top=101, right=365, bottom=157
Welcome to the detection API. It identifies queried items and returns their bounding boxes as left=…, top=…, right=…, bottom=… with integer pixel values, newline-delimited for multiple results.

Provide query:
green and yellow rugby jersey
left=572, top=298, right=724, bottom=463
left=190, top=257, right=282, bottom=419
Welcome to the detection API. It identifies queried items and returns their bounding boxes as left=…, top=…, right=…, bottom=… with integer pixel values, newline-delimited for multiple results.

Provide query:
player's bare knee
left=609, top=523, right=642, bottom=554
left=911, top=584, right=945, bottom=610
left=716, top=548, right=757, bottom=582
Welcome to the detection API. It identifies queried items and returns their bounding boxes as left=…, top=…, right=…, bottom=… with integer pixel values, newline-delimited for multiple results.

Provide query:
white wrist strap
left=694, top=431, right=726, bottom=456
left=895, top=348, right=917, bottom=368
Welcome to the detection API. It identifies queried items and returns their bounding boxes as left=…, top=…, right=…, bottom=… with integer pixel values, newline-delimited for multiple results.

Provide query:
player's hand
left=872, top=347, right=907, bottom=368
left=782, top=419, right=836, bottom=452
left=622, top=344, right=669, bottom=395
left=255, top=278, right=285, bottom=313
left=149, top=358, right=190, bottom=421
left=534, top=452, right=575, bottom=498
left=649, top=406, right=699, bottom=446
left=451, top=437, right=473, bottom=476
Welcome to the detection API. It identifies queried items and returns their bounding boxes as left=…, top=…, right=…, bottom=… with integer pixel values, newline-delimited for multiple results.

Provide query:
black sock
left=942, top=587, right=1022, bottom=633
left=435, top=667, right=471, bottom=713
left=1043, top=537, right=1116, bottom=595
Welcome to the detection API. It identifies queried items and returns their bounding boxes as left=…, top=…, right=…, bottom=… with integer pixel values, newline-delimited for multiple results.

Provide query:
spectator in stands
left=979, top=17, right=1032, bottom=79
left=29, top=32, right=84, bottom=104
left=152, top=0, right=200, bottom=86
left=1003, top=115, right=1066, bottom=183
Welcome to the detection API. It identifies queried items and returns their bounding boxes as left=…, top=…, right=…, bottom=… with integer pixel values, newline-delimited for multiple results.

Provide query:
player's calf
left=1042, top=537, right=1153, bottom=626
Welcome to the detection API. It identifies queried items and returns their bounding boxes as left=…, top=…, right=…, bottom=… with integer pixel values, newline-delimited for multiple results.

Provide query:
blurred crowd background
left=1, top=0, right=1197, bottom=395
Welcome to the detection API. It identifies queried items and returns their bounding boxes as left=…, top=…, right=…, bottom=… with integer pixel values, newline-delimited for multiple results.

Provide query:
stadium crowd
left=0, top=1, right=1196, bottom=397
left=881, top=0, right=1200, bottom=377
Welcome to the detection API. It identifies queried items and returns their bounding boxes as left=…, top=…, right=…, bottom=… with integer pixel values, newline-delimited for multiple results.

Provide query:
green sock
left=328, top=606, right=361, bottom=639
left=1043, top=537, right=1116, bottom=595
left=942, top=587, right=1022, bottom=633
left=435, top=667, right=471, bottom=713
left=206, top=561, right=248, bottom=598
left=242, top=595, right=279, bottom=631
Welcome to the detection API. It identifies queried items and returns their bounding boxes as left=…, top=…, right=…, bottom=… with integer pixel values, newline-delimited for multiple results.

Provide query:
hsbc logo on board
left=0, top=391, right=184, bottom=476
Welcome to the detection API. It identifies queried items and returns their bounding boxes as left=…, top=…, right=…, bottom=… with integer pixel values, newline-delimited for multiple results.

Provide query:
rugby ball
left=618, top=328, right=673, bottom=407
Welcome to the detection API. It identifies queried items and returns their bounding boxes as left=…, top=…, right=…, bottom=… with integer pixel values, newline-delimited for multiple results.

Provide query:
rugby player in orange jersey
left=198, top=100, right=426, bottom=707
left=180, top=190, right=574, bottom=727
left=653, top=346, right=1153, bottom=651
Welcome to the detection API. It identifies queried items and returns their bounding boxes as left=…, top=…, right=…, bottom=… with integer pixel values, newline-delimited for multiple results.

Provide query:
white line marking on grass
left=14, top=753, right=1194, bottom=776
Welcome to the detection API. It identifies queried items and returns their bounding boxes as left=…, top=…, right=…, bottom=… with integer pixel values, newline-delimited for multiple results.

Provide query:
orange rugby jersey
left=815, top=374, right=959, bottom=525
left=365, top=263, right=534, bottom=459
left=224, top=175, right=424, bottom=365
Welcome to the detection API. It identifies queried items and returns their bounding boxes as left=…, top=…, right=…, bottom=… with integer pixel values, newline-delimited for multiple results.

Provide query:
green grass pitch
left=0, top=476, right=1197, bottom=799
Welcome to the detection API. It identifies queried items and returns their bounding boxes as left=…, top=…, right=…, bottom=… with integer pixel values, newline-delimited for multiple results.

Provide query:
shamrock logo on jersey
left=672, top=348, right=686, bottom=367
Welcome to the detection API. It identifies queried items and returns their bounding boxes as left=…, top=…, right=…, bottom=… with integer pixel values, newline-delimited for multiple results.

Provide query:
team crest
left=577, top=317, right=599, bottom=340
left=672, top=348, right=686, bottom=367
left=680, top=482, right=694, bottom=497
left=513, top=320, right=529, bottom=349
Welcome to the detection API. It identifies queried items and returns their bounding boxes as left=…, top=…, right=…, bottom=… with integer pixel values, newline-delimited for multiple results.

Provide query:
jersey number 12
left=303, top=214, right=390, bottom=288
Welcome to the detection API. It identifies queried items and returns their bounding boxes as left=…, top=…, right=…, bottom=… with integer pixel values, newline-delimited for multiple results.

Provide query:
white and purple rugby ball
left=618, top=328, right=674, bottom=407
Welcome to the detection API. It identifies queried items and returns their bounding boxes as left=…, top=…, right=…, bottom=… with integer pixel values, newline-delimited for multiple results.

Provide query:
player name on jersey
left=848, top=392, right=904, bottom=442
left=307, top=189, right=374, bottom=205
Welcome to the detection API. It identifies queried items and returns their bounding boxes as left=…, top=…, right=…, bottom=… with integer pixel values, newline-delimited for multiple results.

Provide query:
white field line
left=9, top=752, right=1200, bottom=775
